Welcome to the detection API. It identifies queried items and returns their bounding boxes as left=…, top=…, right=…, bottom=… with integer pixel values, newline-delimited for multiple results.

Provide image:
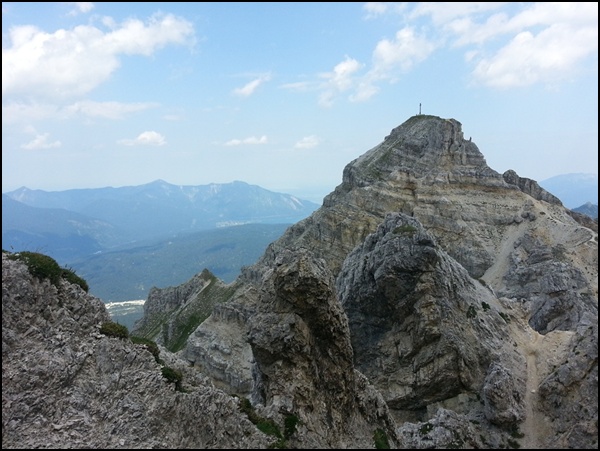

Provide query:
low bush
left=6, top=251, right=89, bottom=292
left=131, top=336, right=160, bottom=362
left=374, top=428, right=390, bottom=449
left=100, top=321, right=129, bottom=339
left=161, top=366, right=183, bottom=391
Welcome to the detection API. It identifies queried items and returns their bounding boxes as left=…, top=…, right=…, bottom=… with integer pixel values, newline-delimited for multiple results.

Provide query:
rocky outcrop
left=336, top=213, right=521, bottom=419
left=132, top=268, right=235, bottom=352
left=2, top=254, right=273, bottom=449
left=503, top=169, right=562, bottom=205
left=247, top=248, right=399, bottom=448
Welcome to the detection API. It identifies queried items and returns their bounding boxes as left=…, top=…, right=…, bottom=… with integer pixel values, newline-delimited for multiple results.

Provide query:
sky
left=2, top=2, right=598, bottom=203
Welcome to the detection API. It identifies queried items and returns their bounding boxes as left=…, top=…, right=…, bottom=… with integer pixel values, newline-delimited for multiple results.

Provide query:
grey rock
left=2, top=254, right=272, bottom=449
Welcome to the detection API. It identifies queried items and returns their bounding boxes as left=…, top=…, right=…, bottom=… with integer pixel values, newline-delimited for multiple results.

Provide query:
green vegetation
left=509, top=425, right=525, bottom=439
left=5, top=250, right=89, bottom=292
left=239, top=397, right=299, bottom=448
left=131, top=269, right=236, bottom=352
left=159, top=274, right=236, bottom=353
left=131, top=336, right=160, bottom=362
left=62, top=265, right=90, bottom=292
left=283, top=413, right=299, bottom=440
left=99, top=321, right=129, bottom=339
left=374, top=428, right=390, bottom=449
left=507, top=438, right=521, bottom=448
left=467, top=305, right=478, bottom=319
left=168, top=311, right=212, bottom=353
left=481, top=301, right=491, bottom=311
left=419, top=423, right=434, bottom=435
left=499, top=312, right=511, bottom=323
left=161, top=366, right=183, bottom=392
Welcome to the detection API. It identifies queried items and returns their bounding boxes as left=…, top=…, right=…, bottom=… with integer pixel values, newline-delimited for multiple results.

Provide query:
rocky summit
left=3, top=115, right=598, bottom=449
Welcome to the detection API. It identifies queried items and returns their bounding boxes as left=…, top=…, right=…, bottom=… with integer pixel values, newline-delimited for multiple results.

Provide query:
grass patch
left=467, top=305, right=478, bottom=319
left=161, top=366, right=183, bottom=392
left=131, top=336, right=160, bottom=362
left=99, top=321, right=129, bottom=339
left=499, top=312, right=511, bottom=323
left=419, top=423, right=434, bottom=435
left=374, top=428, right=390, bottom=449
left=6, top=250, right=89, bottom=292
left=239, top=397, right=291, bottom=448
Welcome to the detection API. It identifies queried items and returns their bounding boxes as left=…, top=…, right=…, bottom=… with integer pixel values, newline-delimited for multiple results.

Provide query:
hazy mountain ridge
left=3, top=181, right=318, bottom=303
left=3, top=180, right=319, bottom=252
left=2, top=194, right=120, bottom=263
left=539, top=173, right=598, bottom=208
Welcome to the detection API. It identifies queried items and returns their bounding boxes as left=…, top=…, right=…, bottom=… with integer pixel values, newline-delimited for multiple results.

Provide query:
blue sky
left=2, top=2, right=598, bottom=202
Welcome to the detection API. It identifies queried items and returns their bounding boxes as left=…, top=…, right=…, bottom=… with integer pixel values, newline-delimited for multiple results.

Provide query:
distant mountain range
left=539, top=173, right=598, bottom=209
left=3, top=180, right=319, bottom=264
left=2, top=180, right=319, bottom=302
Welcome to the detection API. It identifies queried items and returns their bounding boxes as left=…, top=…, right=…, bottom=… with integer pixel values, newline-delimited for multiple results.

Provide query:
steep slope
left=1, top=253, right=274, bottom=449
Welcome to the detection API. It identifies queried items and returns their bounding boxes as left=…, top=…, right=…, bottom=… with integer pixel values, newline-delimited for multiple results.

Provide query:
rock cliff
left=2, top=253, right=273, bottom=448
left=3, top=115, right=598, bottom=449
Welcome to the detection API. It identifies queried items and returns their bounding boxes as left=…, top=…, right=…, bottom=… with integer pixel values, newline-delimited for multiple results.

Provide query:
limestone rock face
left=2, top=254, right=271, bottom=449
left=247, top=248, right=399, bottom=448
left=336, top=213, right=518, bottom=414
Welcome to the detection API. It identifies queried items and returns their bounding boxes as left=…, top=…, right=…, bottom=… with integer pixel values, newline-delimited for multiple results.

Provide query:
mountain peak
left=341, top=115, right=498, bottom=191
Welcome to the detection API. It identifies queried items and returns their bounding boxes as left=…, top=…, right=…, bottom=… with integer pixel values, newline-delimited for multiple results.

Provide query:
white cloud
left=280, top=81, right=314, bottom=92
left=404, top=2, right=598, bottom=89
left=2, top=100, right=157, bottom=124
left=65, top=100, right=158, bottom=119
left=294, top=135, right=320, bottom=149
left=472, top=23, right=598, bottom=88
left=363, top=2, right=406, bottom=20
left=2, top=102, right=59, bottom=125
left=318, top=56, right=363, bottom=107
left=21, top=132, right=61, bottom=150
left=323, top=28, right=434, bottom=104
left=64, top=2, right=95, bottom=16
left=2, top=13, right=195, bottom=99
left=232, top=73, right=272, bottom=97
left=119, top=131, right=166, bottom=146
left=349, top=82, right=380, bottom=103
left=224, top=135, right=268, bottom=146
left=363, top=2, right=389, bottom=19
left=372, top=27, right=436, bottom=74
left=341, top=2, right=598, bottom=96
left=409, top=2, right=506, bottom=26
